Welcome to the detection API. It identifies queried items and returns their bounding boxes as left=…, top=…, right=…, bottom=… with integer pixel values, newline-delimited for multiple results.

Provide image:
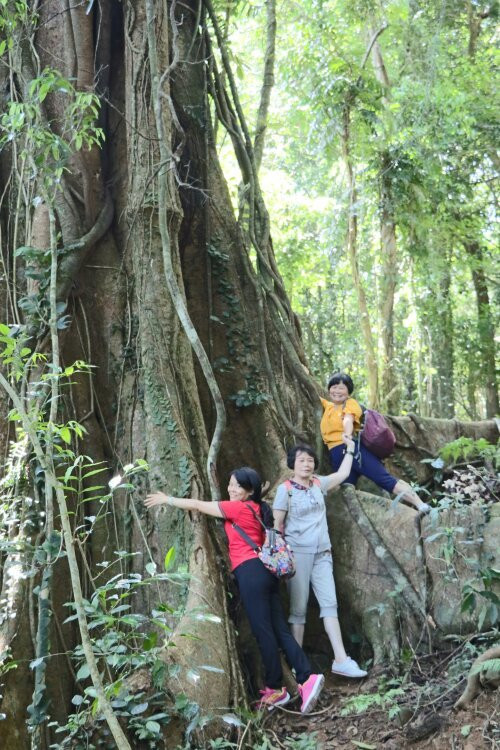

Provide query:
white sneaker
left=331, top=657, right=367, bottom=678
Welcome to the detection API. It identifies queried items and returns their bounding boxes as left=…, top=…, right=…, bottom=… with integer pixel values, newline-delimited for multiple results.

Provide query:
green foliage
left=49, top=555, right=193, bottom=747
left=201, top=729, right=321, bottom=750
left=220, top=0, right=498, bottom=416
left=229, top=381, right=270, bottom=407
left=0, top=68, right=104, bottom=194
left=440, top=437, right=499, bottom=467
left=340, top=677, right=406, bottom=719
left=469, top=658, right=500, bottom=677
left=461, top=567, right=500, bottom=631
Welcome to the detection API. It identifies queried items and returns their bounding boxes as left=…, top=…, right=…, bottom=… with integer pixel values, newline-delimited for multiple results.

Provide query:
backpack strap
left=352, top=404, right=366, bottom=464
left=284, top=476, right=322, bottom=505
left=281, top=479, right=292, bottom=516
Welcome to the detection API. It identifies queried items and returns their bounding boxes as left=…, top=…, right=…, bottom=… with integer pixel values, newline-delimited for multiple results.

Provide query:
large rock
left=326, top=488, right=499, bottom=664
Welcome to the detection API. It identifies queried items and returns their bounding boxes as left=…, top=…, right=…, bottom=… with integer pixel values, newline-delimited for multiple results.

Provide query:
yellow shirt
left=320, top=397, right=362, bottom=449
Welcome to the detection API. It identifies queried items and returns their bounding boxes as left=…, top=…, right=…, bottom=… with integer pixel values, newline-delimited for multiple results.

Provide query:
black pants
left=234, top=558, right=311, bottom=688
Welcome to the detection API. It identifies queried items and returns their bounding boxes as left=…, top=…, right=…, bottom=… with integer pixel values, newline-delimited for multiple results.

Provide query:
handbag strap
left=243, top=502, right=268, bottom=529
left=232, top=503, right=278, bottom=552
left=232, top=522, right=261, bottom=552
left=231, top=502, right=266, bottom=552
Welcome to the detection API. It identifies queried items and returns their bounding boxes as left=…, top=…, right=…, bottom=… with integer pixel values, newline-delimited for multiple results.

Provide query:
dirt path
left=264, top=671, right=499, bottom=749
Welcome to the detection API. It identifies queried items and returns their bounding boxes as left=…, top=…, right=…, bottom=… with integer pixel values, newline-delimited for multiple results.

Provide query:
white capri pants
left=287, top=549, right=338, bottom=624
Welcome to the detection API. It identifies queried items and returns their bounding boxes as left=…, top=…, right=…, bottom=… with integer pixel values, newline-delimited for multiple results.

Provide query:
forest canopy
left=217, top=0, right=498, bottom=417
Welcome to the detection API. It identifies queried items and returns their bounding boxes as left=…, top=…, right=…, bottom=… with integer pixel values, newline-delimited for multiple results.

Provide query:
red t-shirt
left=218, top=500, right=264, bottom=571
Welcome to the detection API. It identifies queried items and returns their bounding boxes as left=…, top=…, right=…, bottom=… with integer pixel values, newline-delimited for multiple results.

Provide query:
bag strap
left=231, top=501, right=269, bottom=553
left=283, top=479, right=292, bottom=514
left=285, top=477, right=321, bottom=490
left=232, top=522, right=261, bottom=552
left=243, top=502, right=267, bottom=529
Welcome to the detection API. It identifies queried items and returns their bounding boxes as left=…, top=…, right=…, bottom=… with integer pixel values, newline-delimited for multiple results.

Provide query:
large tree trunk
left=0, top=2, right=316, bottom=746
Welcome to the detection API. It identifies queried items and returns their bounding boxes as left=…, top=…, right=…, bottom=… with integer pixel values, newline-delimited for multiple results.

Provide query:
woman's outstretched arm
left=144, top=492, right=223, bottom=518
left=322, top=437, right=355, bottom=491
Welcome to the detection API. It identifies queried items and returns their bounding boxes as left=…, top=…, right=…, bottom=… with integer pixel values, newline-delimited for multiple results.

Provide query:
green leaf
left=143, top=632, right=158, bottom=651
left=352, top=743, right=376, bottom=750
left=59, top=426, right=71, bottom=444
left=130, top=701, right=148, bottom=715
left=164, top=546, right=176, bottom=571
left=76, top=663, right=90, bottom=680
left=82, top=467, right=107, bottom=479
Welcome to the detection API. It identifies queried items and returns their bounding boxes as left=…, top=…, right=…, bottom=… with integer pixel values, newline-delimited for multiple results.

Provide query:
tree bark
left=341, top=106, right=379, bottom=408
left=370, top=36, right=399, bottom=413
left=378, top=152, right=399, bottom=413
left=253, top=0, right=276, bottom=173
left=0, top=3, right=497, bottom=746
left=464, top=241, right=499, bottom=417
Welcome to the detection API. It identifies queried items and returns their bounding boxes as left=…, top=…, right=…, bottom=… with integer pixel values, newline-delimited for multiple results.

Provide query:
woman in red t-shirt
left=145, top=467, right=324, bottom=714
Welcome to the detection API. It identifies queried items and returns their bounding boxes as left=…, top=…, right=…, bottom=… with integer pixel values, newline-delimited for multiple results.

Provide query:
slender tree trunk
left=254, top=0, right=276, bottom=173
left=341, top=106, right=379, bottom=408
left=433, top=262, right=455, bottom=418
left=370, top=37, right=399, bottom=412
left=465, top=241, right=499, bottom=417
left=379, top=153, right=399, bottom=413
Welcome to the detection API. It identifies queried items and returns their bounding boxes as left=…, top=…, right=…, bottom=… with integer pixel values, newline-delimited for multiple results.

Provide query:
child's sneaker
left=331, top=656, right=367, bottom=678
left=255, top=686, right=290, bottom=711
left=297, top=673, right=324, bottom=714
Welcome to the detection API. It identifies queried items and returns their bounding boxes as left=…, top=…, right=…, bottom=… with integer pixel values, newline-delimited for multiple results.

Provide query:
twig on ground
left=278, top=700, right=337, bottom=717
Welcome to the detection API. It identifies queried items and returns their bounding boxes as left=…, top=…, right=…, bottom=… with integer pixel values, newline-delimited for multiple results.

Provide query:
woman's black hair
left=230, top=466, right=273, bottom=526
left=327, top=371, right=354, bottom=394
left=286, top=444, right=319, bottom=470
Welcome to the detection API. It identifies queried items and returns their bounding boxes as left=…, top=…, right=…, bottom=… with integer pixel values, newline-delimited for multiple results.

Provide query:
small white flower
left=108, top=475, right=122, bottom=490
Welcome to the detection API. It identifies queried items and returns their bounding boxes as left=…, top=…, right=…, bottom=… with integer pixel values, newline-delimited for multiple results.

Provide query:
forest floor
left=263, top=657, right=499, bottom=750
